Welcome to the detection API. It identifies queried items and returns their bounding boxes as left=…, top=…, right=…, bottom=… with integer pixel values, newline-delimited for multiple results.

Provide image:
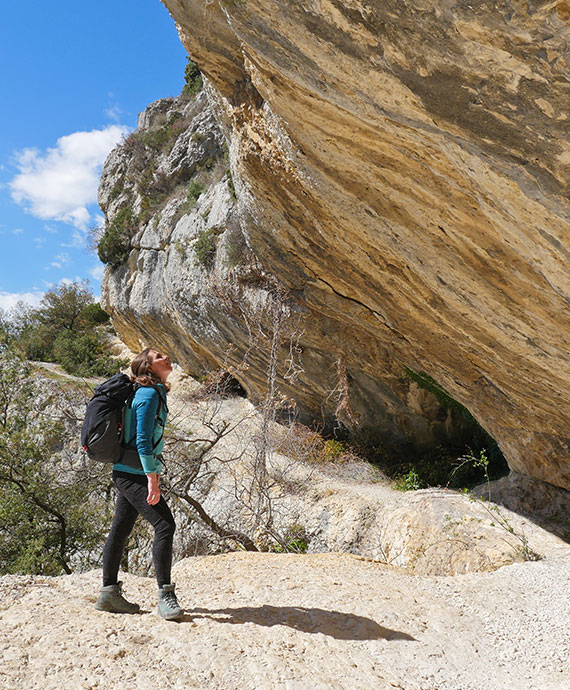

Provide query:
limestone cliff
left=101, top=90, right=469, bottom=458
left=102, top=1, right=570, bottom=490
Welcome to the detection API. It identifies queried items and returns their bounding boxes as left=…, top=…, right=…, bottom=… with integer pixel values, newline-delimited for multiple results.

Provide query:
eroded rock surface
left=101, top=91, right=469, bottom=457
left=102, top=1, right=570, bottom=490
left=158, top=0, right=570, bottom=489
left=1, top=551, right=569, bottom=689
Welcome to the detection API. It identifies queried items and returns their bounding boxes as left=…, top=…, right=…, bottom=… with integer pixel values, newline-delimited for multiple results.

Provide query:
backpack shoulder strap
left=123, top=383, right=167, bottom=450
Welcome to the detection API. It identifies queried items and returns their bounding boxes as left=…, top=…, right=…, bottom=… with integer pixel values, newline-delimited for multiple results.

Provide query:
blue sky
left=0, top=0, right=187, bottom=310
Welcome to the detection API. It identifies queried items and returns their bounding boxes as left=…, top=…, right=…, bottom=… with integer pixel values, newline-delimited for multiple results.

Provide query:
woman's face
left=148, top=350, right=172, bottom=382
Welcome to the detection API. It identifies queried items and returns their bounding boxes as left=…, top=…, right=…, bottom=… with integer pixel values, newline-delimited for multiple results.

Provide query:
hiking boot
left=157, top=583, right=184, bottom=620
left=94, top=581, right=140, bottom=614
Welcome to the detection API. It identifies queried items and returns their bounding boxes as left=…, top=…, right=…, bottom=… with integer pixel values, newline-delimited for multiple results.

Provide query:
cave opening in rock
left=348, top=369, right=510, bottom=491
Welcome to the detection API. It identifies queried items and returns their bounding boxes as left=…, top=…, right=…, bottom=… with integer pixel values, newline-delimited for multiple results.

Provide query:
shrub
left=226, top=169, right=237, bottom=200
left=174, top=240, right=187, bottom=257
left=98, top=206, right=137, bottom=267
left=194, top=228, right=218, bottom=269
left=394, top=469, right=424, bottom=492
left=186, top=179, right=206, bottom=210
left=0, top=355, right=113, bottom=575
left=109, top=178, right=124, bottom=201
left=17, top=323, right=54, bottom=362
left=141, top=126, right=170, bottom=151
left=268, top=524, right=309, bottom=554
left=5, top=282, right=123, bottom=378
left=277, top=424, right=355, bottom=465
left=322, top=439, right=351, bottom=461
left=80, top=303, right=110, bottom=326
left=182, top=58, right=203, bottom=97
left=52, top=331, right=122, bottom=378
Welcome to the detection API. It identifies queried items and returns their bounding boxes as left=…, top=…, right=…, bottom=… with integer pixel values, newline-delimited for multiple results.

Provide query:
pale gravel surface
left=0, top=551, right=568, bottom=690
left=17, top=353, right=568, bottom=688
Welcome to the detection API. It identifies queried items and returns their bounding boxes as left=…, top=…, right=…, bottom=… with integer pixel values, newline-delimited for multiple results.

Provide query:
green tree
left=0, top=353, right=111, bottom=575
left=182, top=57, right=203, bottom=97
left=37, top=281, right=94, bottom=332
left=6, top=282, right=121, bottom=377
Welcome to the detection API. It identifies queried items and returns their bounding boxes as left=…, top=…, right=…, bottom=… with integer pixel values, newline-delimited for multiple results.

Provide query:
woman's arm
left=146, top=472, right=160, bottom=505
left=133, top=388, right=161, bottom=504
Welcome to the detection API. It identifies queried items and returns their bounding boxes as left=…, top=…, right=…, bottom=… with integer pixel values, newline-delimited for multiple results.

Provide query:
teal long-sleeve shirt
left=113, top=384, right=168, bottom=475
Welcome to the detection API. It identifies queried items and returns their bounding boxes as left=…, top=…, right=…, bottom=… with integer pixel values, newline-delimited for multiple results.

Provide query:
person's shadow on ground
left=182, top=605, right=416, bottom=641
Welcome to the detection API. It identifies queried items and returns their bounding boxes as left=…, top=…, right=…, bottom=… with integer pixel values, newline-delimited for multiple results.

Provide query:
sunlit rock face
left=155, top=0, right=570, bottom=490
left=101, top=90, right=467, bottom=456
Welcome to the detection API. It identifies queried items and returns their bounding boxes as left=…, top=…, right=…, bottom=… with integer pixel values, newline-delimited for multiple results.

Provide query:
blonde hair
left=130, top=347, right=171, bottom=390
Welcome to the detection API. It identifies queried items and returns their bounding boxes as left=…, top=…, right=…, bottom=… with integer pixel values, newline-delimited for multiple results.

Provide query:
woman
left=95, top=348, right=183, bottom=620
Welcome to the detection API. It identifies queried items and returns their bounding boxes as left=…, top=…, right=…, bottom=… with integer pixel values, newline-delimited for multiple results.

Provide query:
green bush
left=17, top=323, right=55, bottom=362
left=182, top=58, right=203, bottom=97
left=194, top=228, right=218, bottom=269
left=141, top=126, right=170, bottom=151
left=0, top=355, right=113, bottom=575
left=268, top=524, right=309, bottom=554
left=98, top=206, right=137, bottom=267
left=52, top=331, right=122, bottom=378
left=226, top=169, right=237, bottom=200
left=80, top=303, right=110, bottom=326
left=394, top=469, right=424, bottom=492
left=187, top=179, right=206, bottom=210
left=6, top=282, right=123, bottom=378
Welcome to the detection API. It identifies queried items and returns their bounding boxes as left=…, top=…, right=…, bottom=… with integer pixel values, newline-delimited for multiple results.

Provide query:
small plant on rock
left=182, top=58, right=203, bottom=98
left=394, top=468, right=425, bottom=492
left=186, top=179, right=206, bottom=210
left=194, top=228, right=218, bottom=269
left=98, top=206, right=137, bottom=267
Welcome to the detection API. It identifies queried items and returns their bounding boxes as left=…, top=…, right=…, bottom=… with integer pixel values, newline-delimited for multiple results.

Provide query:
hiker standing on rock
left=95, top=348, right=184, bottom=620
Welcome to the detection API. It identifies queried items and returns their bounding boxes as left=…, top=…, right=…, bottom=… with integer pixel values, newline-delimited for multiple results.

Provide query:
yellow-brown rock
left=160, top=1, right=569, bottom=489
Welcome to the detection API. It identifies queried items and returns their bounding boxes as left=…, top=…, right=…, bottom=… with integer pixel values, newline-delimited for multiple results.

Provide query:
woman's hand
left=147, top=473, right=161, bottom=505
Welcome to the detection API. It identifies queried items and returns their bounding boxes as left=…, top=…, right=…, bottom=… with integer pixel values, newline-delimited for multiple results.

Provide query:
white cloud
left=59, top=276, right=83, bottom=286
left=9, top=125, right=130, bottom=230
left=0, top=290, right=44, bottom=311
left=11, top=228, right=24, bottom=235
left=46, top=252, right=70, bottom=269
left=60, top=228, right=87, bottom=249
left=105, top=104, right=123, bottom=122
left=89, top=264, right=105, bottom=281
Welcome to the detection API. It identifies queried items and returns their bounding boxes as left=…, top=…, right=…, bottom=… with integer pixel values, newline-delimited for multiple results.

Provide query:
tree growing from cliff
left=182, top=57, right=203, bottom=98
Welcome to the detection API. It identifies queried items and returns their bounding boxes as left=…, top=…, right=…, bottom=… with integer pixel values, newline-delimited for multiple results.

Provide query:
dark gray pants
left=102, top=470, right=175, bottom=588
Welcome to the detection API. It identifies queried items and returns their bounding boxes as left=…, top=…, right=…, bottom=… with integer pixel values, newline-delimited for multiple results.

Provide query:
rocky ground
left=1, top=549, right=568, bottom=690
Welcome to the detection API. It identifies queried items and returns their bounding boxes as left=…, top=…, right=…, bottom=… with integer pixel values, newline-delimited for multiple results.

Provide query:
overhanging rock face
left=158, top=1, right=569, bottom=489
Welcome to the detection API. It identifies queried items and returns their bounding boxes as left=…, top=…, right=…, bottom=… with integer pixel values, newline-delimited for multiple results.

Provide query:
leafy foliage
left=98, top=206, right=137, bottom=267
left=186, top=179, right=206, bottom=210
left=226, top=169, right=237, bottom=200
left=182, top=58, right=203, bottom=98
left=0, top=354, right=112, bottom=575
left=194, top=228, right=218, bottom=269
left=2, top=282, right=122, bottom=378
left=394, top=468, right=425, bottom=492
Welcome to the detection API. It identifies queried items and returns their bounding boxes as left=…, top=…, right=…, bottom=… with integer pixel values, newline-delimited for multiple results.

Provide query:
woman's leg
left=113, top=474, right=176, bottom=587
left=102, top=492, right=139, bottom=586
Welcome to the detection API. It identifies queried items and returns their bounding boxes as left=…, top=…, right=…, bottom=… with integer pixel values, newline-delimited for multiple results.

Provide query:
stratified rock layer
left=102, top=91, right=470, bottom=456
left=158, top=0, right=570, bottom=490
